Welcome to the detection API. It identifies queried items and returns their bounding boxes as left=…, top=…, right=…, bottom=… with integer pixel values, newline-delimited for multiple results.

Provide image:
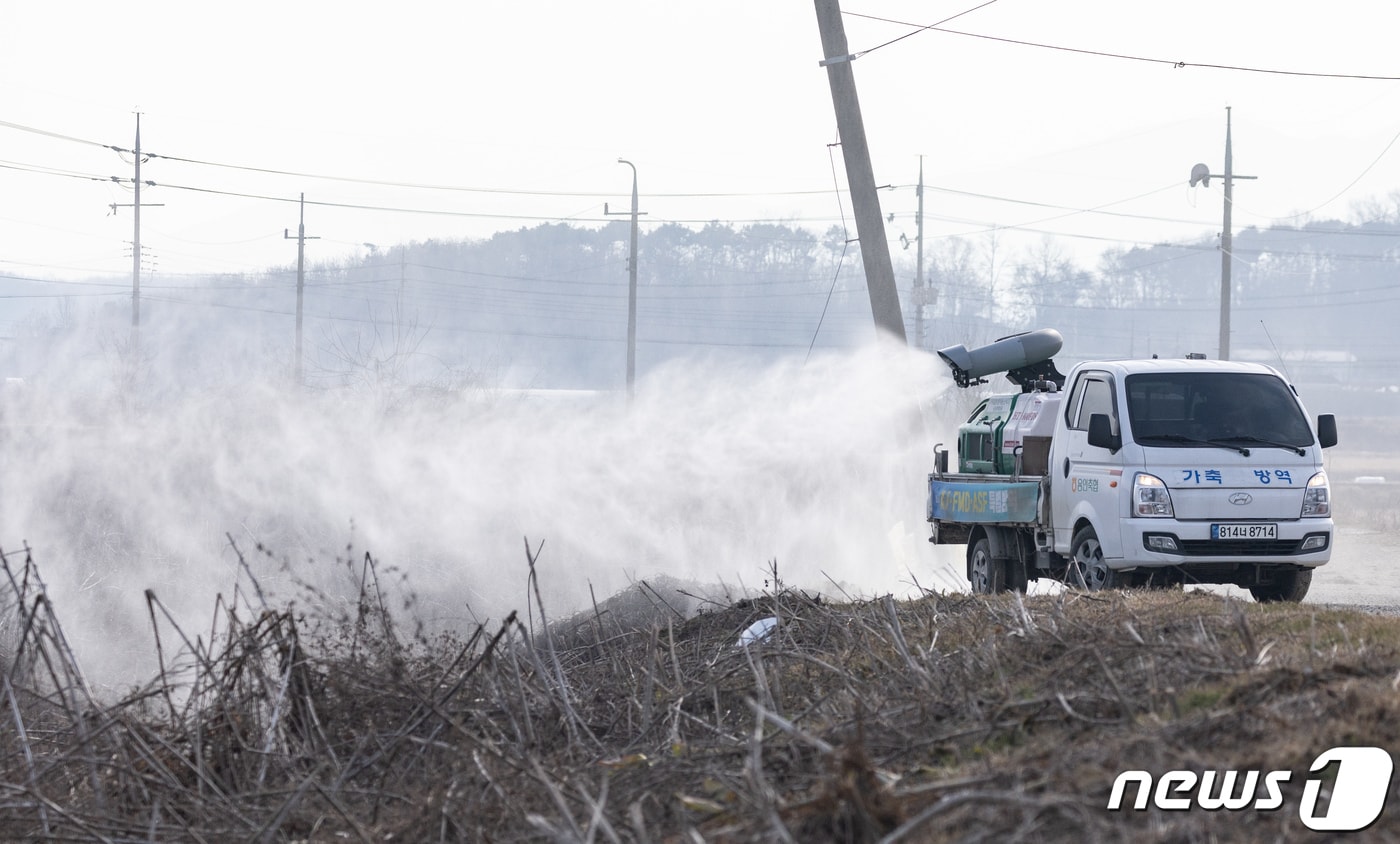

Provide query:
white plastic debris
left=737, top=616, right=778, bottom=647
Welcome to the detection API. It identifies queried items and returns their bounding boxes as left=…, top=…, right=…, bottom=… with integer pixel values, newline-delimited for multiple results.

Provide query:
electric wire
left=808, top=140, right=852, bottom=363
left=0, top=119, right=1262, bottom=233
left=0, top=119, right=113, bottom=149
left=849, top=0, right=1001, bottom=59
left=132, top=149, right=840, bottom=200
left=845, top=12, right=1400, bottom=80
left=142, top=293, right=825, bottom=349
left=4, top=117, right=1400, bottom=350
left=1236, top=123, right=1400, bottom=222
left=0, top=135, right=1374, bottom=257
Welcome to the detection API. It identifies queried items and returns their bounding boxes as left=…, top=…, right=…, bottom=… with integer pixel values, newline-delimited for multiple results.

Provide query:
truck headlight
left=1134, top=472, right=1174, bottom=517
left=1301, top=472, right=1330, bottom=517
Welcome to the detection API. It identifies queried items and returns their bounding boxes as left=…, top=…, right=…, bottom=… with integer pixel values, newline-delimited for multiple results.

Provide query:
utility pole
left=912, top=155, right=932, bottom=350
left=813, top=0, right=907, bottom=343
left=1218, top=109, right=1244, bottom=361
left=606, top=160, right=646, bottom=398
left=132, top=114, right=142, bottom=354
left=1190, top=107, right=1256, bottom=360
left=109, top=113, right=162, bottom=358
left=284, top=193, right=318, bottom=386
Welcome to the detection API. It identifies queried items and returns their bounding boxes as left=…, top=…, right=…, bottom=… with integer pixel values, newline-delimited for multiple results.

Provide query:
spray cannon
left=936, top=328, right=1066, bottom=391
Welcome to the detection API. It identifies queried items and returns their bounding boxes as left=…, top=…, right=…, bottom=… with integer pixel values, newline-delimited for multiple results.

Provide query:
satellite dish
left=1190, top=163, right=1211, bottom=188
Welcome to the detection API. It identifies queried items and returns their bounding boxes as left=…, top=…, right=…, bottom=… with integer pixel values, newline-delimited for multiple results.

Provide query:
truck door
left=1051, top=370, right=1125, bottom=558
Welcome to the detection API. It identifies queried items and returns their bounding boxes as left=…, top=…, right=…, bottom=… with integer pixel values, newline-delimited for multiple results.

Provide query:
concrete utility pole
left=606, top=160, right=646, bottom=398
left=1190, top=107, right=1256, bottom=360
left=813, top=0, right=907, bottom=343
left=913, top=155, right=931, bottom=350
left=132, top=115, right=142, bottom=352
left=109, top=113, right=162, bottom=357
left=284, top=193, right=318, bottom=386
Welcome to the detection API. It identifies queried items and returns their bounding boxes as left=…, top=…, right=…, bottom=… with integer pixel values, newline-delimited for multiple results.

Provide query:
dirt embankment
left=3, top=546, right=1400, bottom=842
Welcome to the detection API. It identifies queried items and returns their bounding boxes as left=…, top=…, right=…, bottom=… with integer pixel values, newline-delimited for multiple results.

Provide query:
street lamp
left=1190, top=106, right=1256, bottom=361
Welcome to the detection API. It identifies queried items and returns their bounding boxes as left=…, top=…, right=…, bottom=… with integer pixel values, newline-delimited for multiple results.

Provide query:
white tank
left=1000, top=388, right=1062, bottom=475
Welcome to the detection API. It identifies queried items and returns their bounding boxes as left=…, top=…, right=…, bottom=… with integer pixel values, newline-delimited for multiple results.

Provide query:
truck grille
left=1175, top=539, right=1308, bottom=556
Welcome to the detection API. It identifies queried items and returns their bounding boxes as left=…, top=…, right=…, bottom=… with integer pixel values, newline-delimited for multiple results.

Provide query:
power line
left=0, top=159, right=114, bottom=184
left=847, top=0, right=1001, bottom=59
left=0, top=119, right=114, bottom=149
left=0, top=290, right=124, bottom=299
left=4, top=157, right=1395, bottom=278
left=845, top=12, right=1400, bottom=81
left=0, top=271, right=126, bottom=288
left=808, top=139, right=853, bottom=361
left=140, top=293, right=831, bottom=349
left=915, top=181, right=1193, bottom=225
left=135, top=149, right=842, bottom=200
left=0, top=120, right=1355, bottom=245
left=95, top=177, right=856, bottom=226
left=5, top=117, right=1400, bottom=283
left=0, top=119, right=1235, bottom=228
left=0, top=119, right=832, bottom=199
left=1241, top=123, right=1400, bottom=221
left=0, top=153, right=1218, bottom=239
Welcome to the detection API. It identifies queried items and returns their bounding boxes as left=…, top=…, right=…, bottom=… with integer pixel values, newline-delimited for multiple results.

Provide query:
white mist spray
left=1, top=337, right=969, bottom=690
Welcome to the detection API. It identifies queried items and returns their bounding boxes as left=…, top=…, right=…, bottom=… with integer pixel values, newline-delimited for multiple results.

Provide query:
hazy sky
left=5, top=1, right=1400, bottom=282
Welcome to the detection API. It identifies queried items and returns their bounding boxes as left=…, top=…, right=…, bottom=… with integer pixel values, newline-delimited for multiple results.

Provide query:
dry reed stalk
left=0, top=544, right=1397, bottom=841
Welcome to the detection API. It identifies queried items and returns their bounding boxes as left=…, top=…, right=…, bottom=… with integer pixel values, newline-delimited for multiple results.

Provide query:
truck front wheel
left=1068, top=526, right=1122, bottom=591
left=1249, top=568, right=1312, bottom=603
left=969, top=538, right=1007, bottom=594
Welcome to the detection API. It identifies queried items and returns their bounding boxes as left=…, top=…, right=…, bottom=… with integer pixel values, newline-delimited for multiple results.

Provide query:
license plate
left=1212, top=523, right=1277, bottom=540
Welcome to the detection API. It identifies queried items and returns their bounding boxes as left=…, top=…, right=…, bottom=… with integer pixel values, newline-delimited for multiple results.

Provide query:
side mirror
left=1087, top=413, right=1121, bottom=452
left=1317, top=414, right=1338, bottom=449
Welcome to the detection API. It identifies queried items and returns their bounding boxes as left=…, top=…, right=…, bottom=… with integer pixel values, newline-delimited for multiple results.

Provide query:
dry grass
left=2, top=544, right=1400, bottom=842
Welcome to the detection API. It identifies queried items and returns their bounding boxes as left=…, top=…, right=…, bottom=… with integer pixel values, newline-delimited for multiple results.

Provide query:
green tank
left=957, top=394, right=1019, bottom=474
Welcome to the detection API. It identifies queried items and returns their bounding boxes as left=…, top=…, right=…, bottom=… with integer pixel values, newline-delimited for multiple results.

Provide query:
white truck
left=926, top=329, right=1338, bottom=602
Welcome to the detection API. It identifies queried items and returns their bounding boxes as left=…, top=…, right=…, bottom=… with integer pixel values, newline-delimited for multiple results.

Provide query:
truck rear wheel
left=969, top=538, right=1007, bottom=594
left=1249, top=568, right=1312, bottom=603
left=1068, top=526, right=1122, bottom=591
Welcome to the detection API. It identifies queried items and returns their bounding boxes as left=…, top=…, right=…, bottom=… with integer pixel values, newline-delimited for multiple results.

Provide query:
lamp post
left=1190, top=107, right=1256, bottom=360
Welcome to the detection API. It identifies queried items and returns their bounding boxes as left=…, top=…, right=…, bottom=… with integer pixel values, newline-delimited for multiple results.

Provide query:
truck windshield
left=1125, top=372, right=1314, bottom=450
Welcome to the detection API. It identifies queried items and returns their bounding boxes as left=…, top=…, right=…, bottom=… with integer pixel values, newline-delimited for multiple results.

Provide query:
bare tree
left=316, top=298, right=490, bottom=414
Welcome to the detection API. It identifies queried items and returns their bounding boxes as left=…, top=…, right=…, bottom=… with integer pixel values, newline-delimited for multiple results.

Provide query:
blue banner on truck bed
left=928, top=479, right=1041, bottom=523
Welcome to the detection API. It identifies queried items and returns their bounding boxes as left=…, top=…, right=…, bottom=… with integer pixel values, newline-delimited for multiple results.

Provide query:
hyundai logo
left=1229, top=492, right=1253, bottom=505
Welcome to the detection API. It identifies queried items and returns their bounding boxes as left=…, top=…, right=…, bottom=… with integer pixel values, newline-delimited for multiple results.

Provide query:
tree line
left=5, top=211, right=1397, bottom=402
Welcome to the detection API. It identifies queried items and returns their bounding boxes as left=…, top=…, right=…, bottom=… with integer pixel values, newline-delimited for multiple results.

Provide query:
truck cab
left=1050, top=358, right=1335, bottom=600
